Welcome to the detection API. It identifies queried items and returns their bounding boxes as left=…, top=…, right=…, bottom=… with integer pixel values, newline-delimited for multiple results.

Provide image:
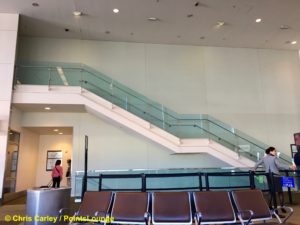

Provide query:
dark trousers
left=52, top=177, right=61, bottom=188
left=267, top=175, right=284, bottom=208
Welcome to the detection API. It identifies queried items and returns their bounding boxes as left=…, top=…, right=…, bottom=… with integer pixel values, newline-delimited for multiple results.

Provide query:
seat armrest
left=58, top=208, right=70, bottom=224
left=273, top=206, right=294, bottom=224
left=94, top=211, right=111, bottom=224
left=94, top=211, right=106, bottom=216
left=194, top=211, right=202, bottom=225
left=144, top=212, right=151, bottom=225
left=237, top=210, right=253, bottom=225
left=59, top=207, right=70, bottom=215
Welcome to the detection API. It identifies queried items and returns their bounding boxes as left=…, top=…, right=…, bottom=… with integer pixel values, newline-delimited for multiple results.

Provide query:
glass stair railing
left=14, top=62, right=292, bottom=165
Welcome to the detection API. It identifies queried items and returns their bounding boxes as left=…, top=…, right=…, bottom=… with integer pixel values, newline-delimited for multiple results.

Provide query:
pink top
left=52, top=165, right=63, bottom=178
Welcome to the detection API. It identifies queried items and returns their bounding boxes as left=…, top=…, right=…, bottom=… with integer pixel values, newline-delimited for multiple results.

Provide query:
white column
left=0, top=13, right=19, bottom=200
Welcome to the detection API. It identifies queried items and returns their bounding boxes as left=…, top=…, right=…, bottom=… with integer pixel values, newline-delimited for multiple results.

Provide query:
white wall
left=9, top=107, right=40, bottom=191
left=0, top=13, right=18, bottom=199
left=17, top=111, right=228, bottom=196
left=20, top=112, right=230, bottom=172
left=9, top=107, right=72, bottom=190
left=16, top=37, right=300, bottom=156
left=35, top=135, right=72, bottom=187
left=10, top=107, right=22, bottom=132
left=15, top=128, right=39, bottom=191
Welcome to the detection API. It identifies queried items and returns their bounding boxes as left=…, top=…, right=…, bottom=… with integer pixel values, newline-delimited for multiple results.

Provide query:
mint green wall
left=17, top=37, right=300, bottom=156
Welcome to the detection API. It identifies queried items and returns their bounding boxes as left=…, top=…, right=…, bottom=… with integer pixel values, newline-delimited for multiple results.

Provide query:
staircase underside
left=12, top=85, right=255, bottom=167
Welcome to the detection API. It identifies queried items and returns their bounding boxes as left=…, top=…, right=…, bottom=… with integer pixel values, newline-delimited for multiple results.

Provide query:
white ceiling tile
left=0, top=0, right=300, bottom=50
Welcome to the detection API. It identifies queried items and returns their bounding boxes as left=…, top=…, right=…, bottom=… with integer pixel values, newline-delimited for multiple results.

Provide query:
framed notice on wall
left=46, top=150, right=62, bottom=171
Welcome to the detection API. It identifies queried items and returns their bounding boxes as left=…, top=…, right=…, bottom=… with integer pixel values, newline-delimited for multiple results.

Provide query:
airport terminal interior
left=1, top=0, right=300, bottom=224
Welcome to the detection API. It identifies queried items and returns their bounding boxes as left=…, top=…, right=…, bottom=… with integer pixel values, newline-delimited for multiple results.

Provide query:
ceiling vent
left=147, top=17, right=159, bottom=22
left=280, top=25, right=290, bottom=30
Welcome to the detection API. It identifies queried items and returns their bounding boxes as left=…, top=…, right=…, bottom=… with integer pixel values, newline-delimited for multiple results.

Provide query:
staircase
left=13, top=62, right=292, bottom=167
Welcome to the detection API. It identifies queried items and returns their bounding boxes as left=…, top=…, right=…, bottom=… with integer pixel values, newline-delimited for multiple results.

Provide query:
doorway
left=3, top=130, right=20, bottom=193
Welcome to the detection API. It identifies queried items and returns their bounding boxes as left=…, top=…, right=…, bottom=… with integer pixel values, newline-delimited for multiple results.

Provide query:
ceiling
left=24, top=127, right=73, bottom=135
left=13, top=104, right=86, bottom=113
left=12, top=104, right=80, bottom=135
left=1, top=0, right=300, bottom=50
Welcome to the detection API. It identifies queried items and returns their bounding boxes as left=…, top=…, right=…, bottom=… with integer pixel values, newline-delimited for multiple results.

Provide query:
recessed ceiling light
left=187, top=14, right=193, bottom=18
left=32, top=2, right=39, bottom=7
left=148, top=17, right=159, bottom=22
left=216, top=21, right=225, bottom=28
left=255, top=18, right=262, bottom=23
left=105, top=30, right=111, bottom=34
left=53, top=129, right=59, bottom=132
left=73, top=11, right=82, bottom=16
left=58, top=132, right=63, bottom=135
left=291, top=41, right=297, bottom=45
left=44, top=107, right=51, bottom=110
left=113, top=8, right=119, bottom=13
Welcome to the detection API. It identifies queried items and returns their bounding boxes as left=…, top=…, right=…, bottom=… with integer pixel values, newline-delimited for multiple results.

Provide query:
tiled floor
left=280, top=193, right=300, bottom=225
left=0, top=192, right=300, bottom=225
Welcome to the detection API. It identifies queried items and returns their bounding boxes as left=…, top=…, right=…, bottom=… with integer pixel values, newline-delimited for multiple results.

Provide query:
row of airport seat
left=70, top=189, right=293, bottom=225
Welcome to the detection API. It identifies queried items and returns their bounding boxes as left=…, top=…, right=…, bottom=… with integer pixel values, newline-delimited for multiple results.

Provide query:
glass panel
left=74, top=175, right=83, bottom=198
left=101, top=178, right=141, bottom=190
left=17, top=67, right=50, bottom=85
left=146, top=176, right=199, bottom=190
left=87, top=178, right=99, bottom=191
left=254, top=174, right=269, bottom=190
left=207, top=175, right=250, bottom=190
left=74, top=168, right=280, bottom=199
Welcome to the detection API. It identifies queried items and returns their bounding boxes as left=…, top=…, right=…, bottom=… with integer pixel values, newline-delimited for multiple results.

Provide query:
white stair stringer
left=13, top=85, right=255, bottom=167
left=177, top=139, right=254, bottom=167
left=208, top=140, right=255, bottom=167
